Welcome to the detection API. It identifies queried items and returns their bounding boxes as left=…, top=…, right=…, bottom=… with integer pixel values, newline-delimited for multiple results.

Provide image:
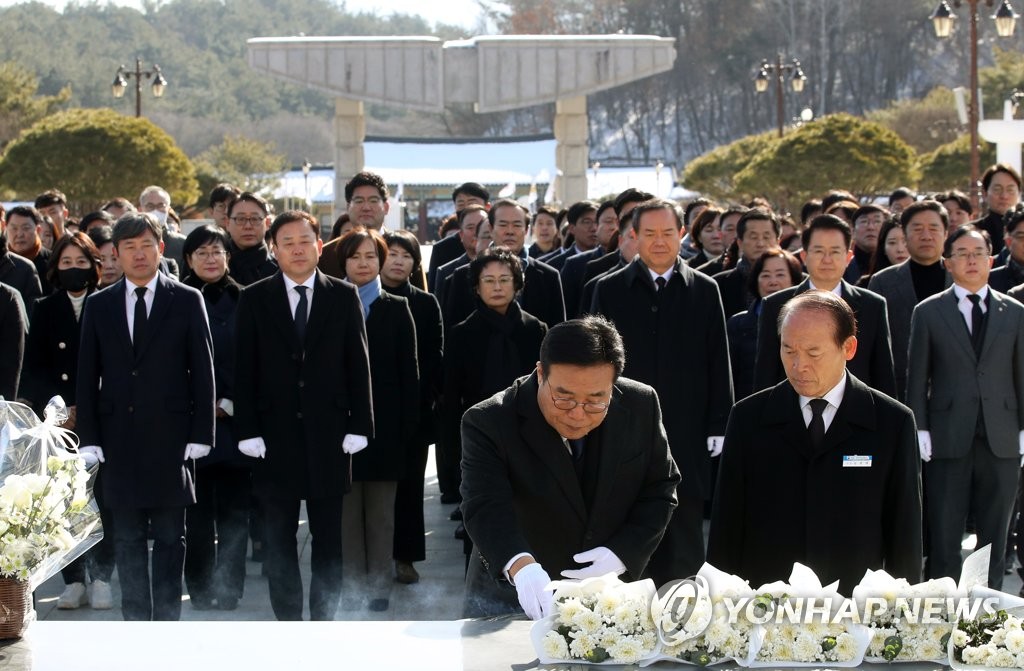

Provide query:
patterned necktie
left=133, top=286, right=147, bottom=352
left=294, top=285, right=308, bottom=343
left=808, top=398, right=828, bottom=450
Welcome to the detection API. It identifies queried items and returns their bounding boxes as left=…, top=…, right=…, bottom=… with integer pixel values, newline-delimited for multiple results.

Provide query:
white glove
left=238, top=437, right=267, bottom=459
left=707, top=436, right=724, bottom=457
left=512, top=562, right=555, bottom=620
left=560, top=546, right=627, bottom=580
left=184, top=443, right=211, bottom=460
left=918, top=430, right=932, bottom=462
left=342, top=434, right=368, bottom=455
left=78, top=445, right=105, bottom=466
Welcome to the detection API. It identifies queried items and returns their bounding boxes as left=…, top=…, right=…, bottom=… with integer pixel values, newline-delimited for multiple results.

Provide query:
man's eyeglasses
left=547, top=385, right=610, bottom=414
left=230, top=216, right=264, bottom=227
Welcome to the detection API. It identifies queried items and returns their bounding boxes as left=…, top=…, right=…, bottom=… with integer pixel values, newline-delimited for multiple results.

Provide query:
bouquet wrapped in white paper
left=0, top=398, right=101, bottom=589
left=644, top=563, right=755, bottom=667
left=853, top=569, right=959, bottom=662
left=531, top=573, right=660, bottom=665
left=746, top=563, right=871, bottom=667
left=948, top=546, right=1024, bottom=670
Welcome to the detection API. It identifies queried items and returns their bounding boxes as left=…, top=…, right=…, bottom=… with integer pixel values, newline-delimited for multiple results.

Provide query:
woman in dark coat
left=441, top=246, right=547, bottom=536
left=23, top=232, right=113, bottom=610
left=180, top=224, right=252, bottom=611
left=381, top=230, right=443, bottom=586
left=338, top=228, right=419, bottom=612
left=726, top=248, right=802, bottom=401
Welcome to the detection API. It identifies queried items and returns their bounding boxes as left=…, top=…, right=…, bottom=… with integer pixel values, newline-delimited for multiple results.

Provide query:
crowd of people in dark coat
left=5, top=161, right=1024, bottom=621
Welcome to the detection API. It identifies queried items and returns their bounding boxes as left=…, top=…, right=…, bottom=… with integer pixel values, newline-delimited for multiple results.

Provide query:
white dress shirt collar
left=808, top=278, right=843, bottom=297
left=798, top=372, right=847, bottom=432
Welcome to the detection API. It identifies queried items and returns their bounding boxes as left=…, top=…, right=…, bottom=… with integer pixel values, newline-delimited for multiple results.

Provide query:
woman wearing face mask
left=179, top=224, right=251, bottom=611
left=338, top=227, right=419, bottom=612
left=22, top=232, right=116, bottom=611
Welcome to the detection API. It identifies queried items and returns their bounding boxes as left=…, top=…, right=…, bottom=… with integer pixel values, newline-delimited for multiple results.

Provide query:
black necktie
left=968, top=293, right=983, bottom=353
left=655, top=276, right=667, bottom=292
left=294, top=285, right=308, bottom=343
left=808, top=398, right=828, bottom=450
left=133, top=286, right=147, bottom=352
left=569, top=437, right=586, bottom=481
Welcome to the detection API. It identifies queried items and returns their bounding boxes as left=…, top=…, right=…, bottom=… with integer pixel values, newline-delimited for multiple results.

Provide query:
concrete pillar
left=333, top=97, right=366, bottom=219
left=554, top=96, right=589, bottom=206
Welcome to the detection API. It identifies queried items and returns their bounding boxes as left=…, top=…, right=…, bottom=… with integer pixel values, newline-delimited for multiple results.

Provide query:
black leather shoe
left=395, top=561, right=420, bottom=584
left=449, top=508, right=463, bottom=521
left=454, top=523, right=467, bottom=540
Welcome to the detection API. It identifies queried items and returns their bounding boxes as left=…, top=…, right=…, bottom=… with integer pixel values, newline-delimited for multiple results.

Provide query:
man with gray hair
left=140, top=185, right=186, bottom=274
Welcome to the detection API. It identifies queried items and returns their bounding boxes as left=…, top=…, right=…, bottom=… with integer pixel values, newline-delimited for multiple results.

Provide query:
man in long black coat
left=709, top=291, right=922, bottom=594
left=76, top=213, right=216, bottom=620
left=591, top=199, right=733, bottom=586
left=233, top=210, right=372, bottom=621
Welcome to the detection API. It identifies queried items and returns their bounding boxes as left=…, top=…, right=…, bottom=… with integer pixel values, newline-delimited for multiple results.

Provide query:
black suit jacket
left=560, top=247, right=603, bottom=319
left=0, top=251, right=42, bottom=312
left=384, top=281, right=443, bottom=443
left=988, top=260, right=1024, bottom=294
left=708, top=374, right=922, bottom=593
left=427, top=234, right=465, bottom=292
left=441, top=256, right=565, bottom=331
left=352, top=291, right=419, bottom=481
left=76, top=275, right=216, bottom=509
left=579, top=254, right=627, bottom=316
left=234, top=270, right=373, bottom=499
left=0, top=283, right=24, bottom=400
left=592, top=258, right=733, bottom=500
left=754, top=279, right=897, bottom=397
left=461, top=372, right=680, bottom=585
left=713, top=261, right=753, bottom=318
left=23, top=290, right=87, bottom=412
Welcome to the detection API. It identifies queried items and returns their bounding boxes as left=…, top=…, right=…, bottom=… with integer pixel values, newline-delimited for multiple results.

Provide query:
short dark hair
left=330, top=213, right=351, bottom=241
left=778, top=290, right=857, bottom=347
left=227, top=191, right=269, bottom=217
left=457, top=204, right=487, bottom=230
left=613, top=188, right=655, bottom=216
left=596, top=199, right=618, bottom=223
left=900, top=199, right=949, bottom=231
left=821, top=189, right=857, bottom=212
left=1003, top=203, right=1024, bottom=236
left=344, top=171, right=388, bottom=203
left=183, top=224, right=232, bottom=259
left=938, top=190, right=972, bottom=215
left=690, top=207, right=724, bottom=250
left=336, top=227, right=388, bottom=273
left=683, top=197, right=712, bottom=226
left=737, top=207, right=780, bottom=240
left=7, top=205, right=42, bottom=227
left=101, top=197, right=135, bottom=214
left=34, top=189, right=66, bottom=209
left=487, top=198, right=529, bottom=226
left=209, top=183, right=241, bottom=209
left=888, top=187, right=917, bottom=206
left=47, top=232, right=100, bottom=291
left=824, top=200, right=858, bottom=222
left=532, top=207, right=558, bottom=228
left=452, top=182, right=489, bottom=204
left=746, top=248, right=803, bottom=296
left=539, top=315, right=626, bottom=380
left=800, top=199, right=823, bottom=225
left=852, top=203, right=889, bottom=225
left=802, top=214, right=853, bottom=250
left=87, top=225, right=113, bottom=249
left=269, top=210, right=320, bottom=243
left=982, top=163, right=1023, bottom=191
left=383, top=229, right=423, bottom=276
left=80, top=210, right=115, bottom=232
left=868, top=217, right=903, bottom=275
left=469, top=245, right=524, bottom=293
left=112, top=212, right=163, bottom=247
left=566, top=200, right=599, bottom=226
left=630, top=198, right=683, bottom=233
left=943, top=224, right=992, bottom=258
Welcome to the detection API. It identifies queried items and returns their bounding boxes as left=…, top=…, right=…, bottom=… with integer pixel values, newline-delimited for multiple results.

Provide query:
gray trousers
left=342, top=481, right=398, bottom=600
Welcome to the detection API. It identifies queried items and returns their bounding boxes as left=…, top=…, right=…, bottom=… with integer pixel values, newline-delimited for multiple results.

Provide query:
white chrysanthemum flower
left=557, top=597, right=584, bottom=625
left=917, top=638, right=943, bottom=660
left=835, top=632, right=857, bottom=660
left=993, top=647, right=1017, bottom=667
left=993, top=628, right=1009, bottom=646
left=595, top=591, right=621, bottom=617
left=952, top=628, right=970, bottom=648
left=791, top=632, right=819, bottom=660
left=609, top=637, right=645, bottom=664
left=1007, top=616, right=1023, bottom=630
left=542, top=631, right=569, bottom=659
left=572, top=609, right=603, bottom=634
left=568, top=632, right=595, bottom=658
left=704, top=621, right=731, bottom=649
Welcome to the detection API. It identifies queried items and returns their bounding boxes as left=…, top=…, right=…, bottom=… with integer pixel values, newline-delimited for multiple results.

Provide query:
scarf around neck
left=357, top=276, right=382, bottom=318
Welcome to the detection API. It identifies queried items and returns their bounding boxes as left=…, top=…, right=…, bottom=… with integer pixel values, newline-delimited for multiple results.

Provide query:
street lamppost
left=754, top=54, right=807, bottom=138
left=111, top=57, right=168, bottom=118
left=302, top=159, right=312, bottom=209
left=930, top=0, right=1019, bottom=209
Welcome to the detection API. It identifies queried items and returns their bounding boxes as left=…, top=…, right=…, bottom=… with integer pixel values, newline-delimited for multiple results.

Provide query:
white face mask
left=149, top=210, right=168, bottom=227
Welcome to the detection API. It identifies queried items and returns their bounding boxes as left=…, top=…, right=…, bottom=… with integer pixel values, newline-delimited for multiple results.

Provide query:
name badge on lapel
left=843, top=455, right=872, bottom=468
